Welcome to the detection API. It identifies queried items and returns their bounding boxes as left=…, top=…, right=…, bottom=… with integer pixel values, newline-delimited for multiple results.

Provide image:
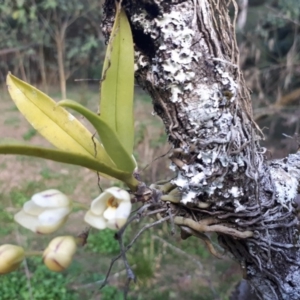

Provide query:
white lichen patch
left=229, top=186, right=243, bottom=198
left=130, top=0, right=250, bottom=207
left=199, top=150, right=213, bottom=164
left=171, top=48, right=193, bottom=65
left=269, top=166, right=298, bottom=211
left=190, top=172, right=206, bottom=186
left=215, top=63, right=238, bottom=97
left=172, top=172, right=188, bottom=189
left=182, top=164, right=197, bottom=178
left=181, top=190, right=197, bottom=205
left=132, top=1, right=197, bottom=107
left=134, top=50, right=148, bottom=70
left=170, top=86, right=182, bottom=103
left=233, top=199, right=246, bottom=212
left=184, top=83, right=222, bottom=128
left=169, top=163, right=177, bottom=172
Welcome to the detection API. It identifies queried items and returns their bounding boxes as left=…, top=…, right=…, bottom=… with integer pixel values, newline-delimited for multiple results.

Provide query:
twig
left=145, top=208, right=168, bottom=216
left=116, top=229, right=136, bottom=299
left=99, top=215, right=172, bottom=290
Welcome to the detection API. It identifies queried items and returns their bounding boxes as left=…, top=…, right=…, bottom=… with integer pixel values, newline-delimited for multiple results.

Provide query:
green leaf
left=6, top=73, right=115, bottom=168
left=58, top=99, right=136, bottom=173
left=100, top=7, right=135, bottom=156
left=0, top=144, right=138, bottom=190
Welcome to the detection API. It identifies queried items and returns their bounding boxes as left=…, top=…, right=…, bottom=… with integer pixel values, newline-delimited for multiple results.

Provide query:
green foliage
left=0, top=204, right=14, bottom=235
left=0, top=257, right=78, bottom=300
left=180, top=236, right=211, bottom=259
left=86, top=229, right=120, bottom=255
left=132, top=255, right=154, bottom=282
left=58, top=99, right=136, bottom=173
left=22, top=128, right=37, bottom=141
left=100, top=7, right=135, bottom=156
left=40, top=167, right=59, bottom=179
left=101, top=286, right=123, bottom=300
left=10, top=191, right=30, bottom=207
left=267, top=0, right=300, bottom=26
left=0, top=0, right=103, bottom=85
left=7, top=73, right=114, bottom=167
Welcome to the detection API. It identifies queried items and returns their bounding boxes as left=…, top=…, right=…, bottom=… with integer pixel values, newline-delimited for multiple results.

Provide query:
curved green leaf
left=0, top=144, right=138, bottom=190
left=57, top=100, right=136, bottom=173
left=6, top=73, right=115, bottom=168
left=100, top=7, right=134, bottom=156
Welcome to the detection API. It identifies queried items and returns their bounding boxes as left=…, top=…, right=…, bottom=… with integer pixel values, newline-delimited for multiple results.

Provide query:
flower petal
left=103, top=206, right=117, bottom=221
left=23, top=200, right=45, bottom=216
left=106, top=219, right=118, bottom=230
left=84, top=210, right=106, bottom=229
left=33, top=207, right=70, bottom=234
left=115, top=201, right=132, bottom=228
left=14, top=210, right=41, bottom=232
left=90, top=194, right=109, bottom=215
left=38, top=207, right=70, bottom=225
left=105, top=187, right=131, bottom=203
left=32, top=189, right=70, bottom=208
left=36, top=217, right=68, bottom=234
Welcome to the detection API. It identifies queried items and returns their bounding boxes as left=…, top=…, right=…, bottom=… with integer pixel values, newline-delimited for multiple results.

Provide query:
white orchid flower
left=84, top=187, right=132, bottom=230
left=43, top=236, right=77, bottom=272
left=0, top=244, right=25, bottom=274
left=14, top=189, right=72, bottom=234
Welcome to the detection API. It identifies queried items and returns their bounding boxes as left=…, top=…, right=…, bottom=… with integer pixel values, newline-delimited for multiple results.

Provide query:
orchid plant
left=0, top=4, right=138, bottom=274
left=1, top=5, right=137, bottom=189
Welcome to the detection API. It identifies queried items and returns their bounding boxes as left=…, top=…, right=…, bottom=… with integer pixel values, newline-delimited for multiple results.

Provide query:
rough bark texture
left=103, top=1, right=300, bottom=299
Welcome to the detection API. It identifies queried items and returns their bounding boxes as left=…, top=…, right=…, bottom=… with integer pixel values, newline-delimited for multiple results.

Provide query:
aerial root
left=174, top=216, right=253, bottom=239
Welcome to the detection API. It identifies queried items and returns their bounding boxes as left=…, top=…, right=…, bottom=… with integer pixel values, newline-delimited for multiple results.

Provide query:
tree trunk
left=53, top=15, right=81, bottom=98
left=39, top=44, right=48, bottom=94
left=55, top=29, right=67, bottom=100
left=102, top=1, right=300, bottom=299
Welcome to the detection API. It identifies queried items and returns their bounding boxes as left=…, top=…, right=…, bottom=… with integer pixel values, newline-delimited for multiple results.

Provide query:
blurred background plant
left=0, top=0, right=104, bottom=98
left=0, top=0, right=300, bottom=299
left=236, top=0, right=300, bottom=157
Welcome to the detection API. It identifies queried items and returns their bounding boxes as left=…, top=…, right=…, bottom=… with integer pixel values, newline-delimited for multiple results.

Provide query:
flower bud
left=43, top=236, right=77, bottom=272
left=0, top=244, right=25, bottom=274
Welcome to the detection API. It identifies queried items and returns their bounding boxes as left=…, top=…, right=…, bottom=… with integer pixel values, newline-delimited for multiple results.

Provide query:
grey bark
left=102, top=1, right=300, bottom=299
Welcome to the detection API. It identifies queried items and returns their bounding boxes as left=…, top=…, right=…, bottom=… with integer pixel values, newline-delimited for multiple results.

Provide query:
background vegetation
left=0, top=0, right=299, bottom=299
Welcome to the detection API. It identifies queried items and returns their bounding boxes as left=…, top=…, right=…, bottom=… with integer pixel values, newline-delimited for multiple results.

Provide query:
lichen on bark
left=103, top=1, right=300, bottom=299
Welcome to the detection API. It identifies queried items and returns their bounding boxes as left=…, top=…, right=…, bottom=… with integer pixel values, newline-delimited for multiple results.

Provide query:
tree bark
left=102, top=1, right=300, bottom=299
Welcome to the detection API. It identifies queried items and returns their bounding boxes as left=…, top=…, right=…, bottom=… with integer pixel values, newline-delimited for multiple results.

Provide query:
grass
left=0, top=83, right=240, bottom=299
left=22, top=129, right=37, bottom=141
